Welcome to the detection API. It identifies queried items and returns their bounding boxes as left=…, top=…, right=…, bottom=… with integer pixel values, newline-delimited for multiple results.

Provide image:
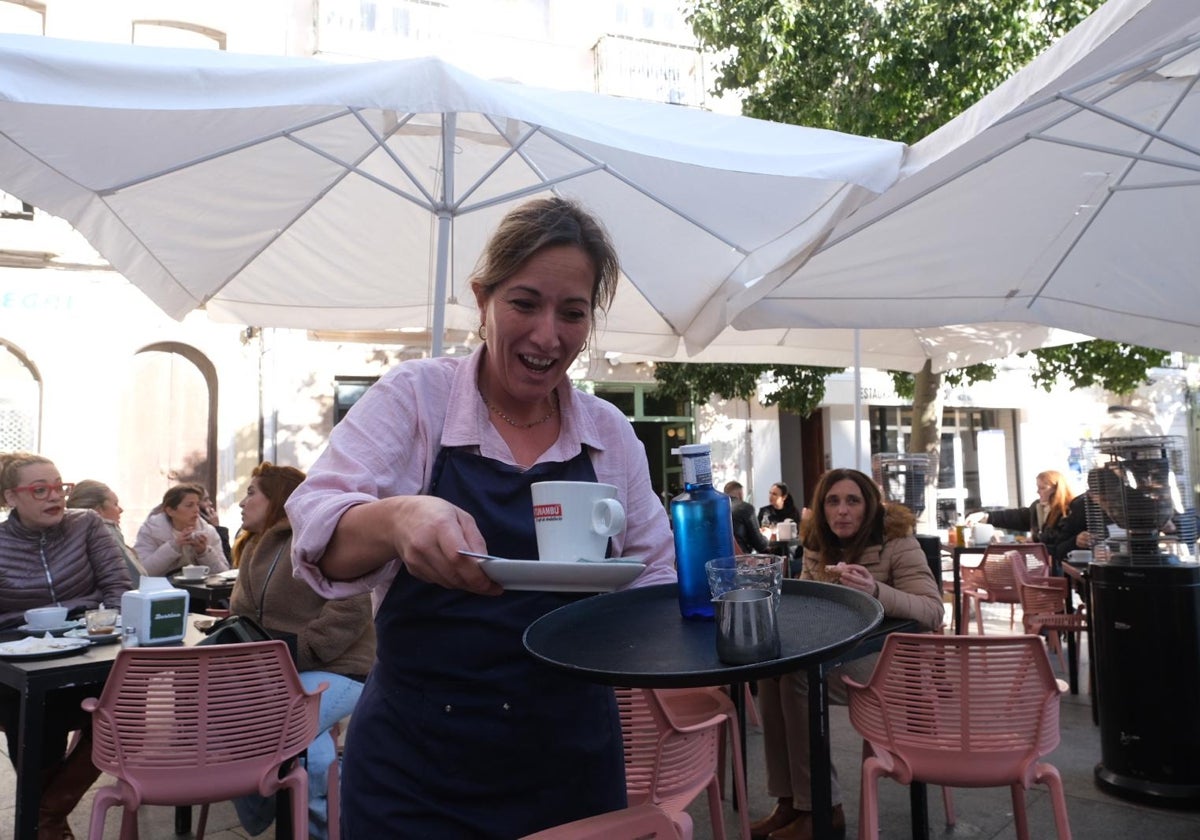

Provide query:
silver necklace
left=482, top=390, right=559, bottom=429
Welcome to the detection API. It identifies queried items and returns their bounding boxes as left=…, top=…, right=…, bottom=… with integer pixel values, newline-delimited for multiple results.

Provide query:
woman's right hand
left=327, top=495, right=502, bottom=596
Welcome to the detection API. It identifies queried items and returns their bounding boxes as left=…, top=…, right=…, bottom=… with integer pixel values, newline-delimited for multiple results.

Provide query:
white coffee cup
left=972, top=523, right=995, bottom=546
left=531, top=481, right=626, bottom=561
left=180, top=564, right=209, bottom=580
left=24, top=606, right=68, bottom=629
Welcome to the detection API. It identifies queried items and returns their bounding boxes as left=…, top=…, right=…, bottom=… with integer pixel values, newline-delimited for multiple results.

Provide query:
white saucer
left=17, top=621, right=81, bottom=635
left=460, top=552, right=646, bottom=592
left=64, top=627, right=123, bottom=644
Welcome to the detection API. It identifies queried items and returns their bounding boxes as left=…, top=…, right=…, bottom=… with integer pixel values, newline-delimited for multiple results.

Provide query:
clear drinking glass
left=705, top=553, right=784, bottom=609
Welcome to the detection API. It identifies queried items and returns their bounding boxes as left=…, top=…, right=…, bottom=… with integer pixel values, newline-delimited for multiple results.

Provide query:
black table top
left=524, top=579, right=884, bottom=688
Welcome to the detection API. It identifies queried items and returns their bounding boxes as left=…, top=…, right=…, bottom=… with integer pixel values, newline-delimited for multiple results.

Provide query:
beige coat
left=801, top=504, right=944, bottom=632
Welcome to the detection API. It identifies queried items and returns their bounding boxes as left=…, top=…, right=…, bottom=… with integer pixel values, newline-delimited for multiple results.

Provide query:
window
left=334, top=376, right=378, bottom=425
left=0, top=341, right=39, bottom=453
left=870, top=405, right=1020, bottom=528
left=595, top=384, right=692, bottom=506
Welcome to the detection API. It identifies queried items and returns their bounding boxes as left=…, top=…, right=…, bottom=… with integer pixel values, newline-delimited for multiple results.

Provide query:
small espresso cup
left=180, top=564, right=209, bottom=580
left=530, top=481, right=626, bottom=562
left=714, top=588, right=781, bottom=665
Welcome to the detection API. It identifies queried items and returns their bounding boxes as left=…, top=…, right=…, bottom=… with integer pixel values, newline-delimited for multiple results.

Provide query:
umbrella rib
left=1051, top=91, right=1200, bottom=165
left=97, top=108, right=355, bottom=194
left=448, top=116, right=542, bottom=211
left=521, top=124, right=749, bottom=255
left=1025, top=64, right=1199, bottom=310
left=997, top=34, right=1200, bottom=128
left=217, top=115, right=409, bottom=286
left=1033, top=132, right=1200, bottom=173
left=346, top=107, right=440, bottom=210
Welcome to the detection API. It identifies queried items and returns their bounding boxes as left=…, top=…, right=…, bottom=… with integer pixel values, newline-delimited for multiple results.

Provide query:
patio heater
left=871, top=452, right=930, bottom=517
left=1083, top=435, right=1200, bottom=806
left=873, top=453, right=942, bottom=582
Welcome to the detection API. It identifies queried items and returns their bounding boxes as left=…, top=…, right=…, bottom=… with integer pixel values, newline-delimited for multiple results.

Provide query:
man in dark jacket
left=724, top=481, right=770, bottom=554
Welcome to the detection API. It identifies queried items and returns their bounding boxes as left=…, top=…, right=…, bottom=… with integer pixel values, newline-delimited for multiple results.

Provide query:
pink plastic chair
left=519, top=803, right=684, bottom=839
left=617, top=686, right=743, bottom=840
left=961, top=543, right=1050, bottom=633
left=1010, top=551, right=1087, bottom=678
left=844, top=633, right=1072, bottom=840
left=654, top=686, right=751, bottom=838
left=82, top=641, right=325, bottom=840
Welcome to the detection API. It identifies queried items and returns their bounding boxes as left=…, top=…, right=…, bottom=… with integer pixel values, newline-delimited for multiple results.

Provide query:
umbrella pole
left=431, top=208, right=451, bottom=358
left=854, top=329, right=864, bottom=471
left=431, top=114, right=456, bottom=359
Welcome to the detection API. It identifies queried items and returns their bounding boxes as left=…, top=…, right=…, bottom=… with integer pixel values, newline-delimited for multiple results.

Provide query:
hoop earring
left=478, top=324, right=487, bottom=341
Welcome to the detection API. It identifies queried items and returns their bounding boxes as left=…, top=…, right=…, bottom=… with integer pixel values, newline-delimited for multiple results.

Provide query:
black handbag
left=197, top=614, right=299, bottom=663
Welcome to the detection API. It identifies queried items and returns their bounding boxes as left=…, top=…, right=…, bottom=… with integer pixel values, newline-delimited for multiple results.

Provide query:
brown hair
left=470, top=196, right=619, bottom=321
left=0, top=452, right=53, bottom=509
left=66, top=479, right=114, bottom=511
left=1038, top=469, right=1074, bottom=526
left=802, top=468, right=885, bottom=568
left=161, top=483, right=204, bottom=512
left=232, top=462, right=306, bottom=565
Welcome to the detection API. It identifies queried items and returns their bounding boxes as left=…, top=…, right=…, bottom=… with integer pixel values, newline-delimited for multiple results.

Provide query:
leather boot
left=38, top=730, right=100, bottom=840
left=767, top=804, right=846, bottom=840
left=750, top=799, right=800, bottom=840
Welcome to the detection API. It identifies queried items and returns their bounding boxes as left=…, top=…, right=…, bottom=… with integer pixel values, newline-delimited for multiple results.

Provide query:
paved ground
left=3, top=599, right=1200, bottom=838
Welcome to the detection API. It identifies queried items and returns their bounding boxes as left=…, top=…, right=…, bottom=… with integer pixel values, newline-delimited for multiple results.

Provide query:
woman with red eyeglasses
left=0, top=451, right=133, bottom=838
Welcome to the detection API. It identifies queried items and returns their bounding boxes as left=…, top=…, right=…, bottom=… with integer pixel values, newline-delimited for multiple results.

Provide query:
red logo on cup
left=533, top=503, right=563, bottom=522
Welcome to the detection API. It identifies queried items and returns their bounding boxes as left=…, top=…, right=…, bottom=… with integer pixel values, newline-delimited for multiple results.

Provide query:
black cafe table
left=524, top=579, right=925, bottom=839
left=170, top=574, right=235, bottom=613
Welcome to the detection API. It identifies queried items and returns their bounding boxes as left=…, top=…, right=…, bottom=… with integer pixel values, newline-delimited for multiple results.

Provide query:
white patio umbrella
left=728, top=0, right=1200, bottom=355
left=0, top=35, right=904, bottom=357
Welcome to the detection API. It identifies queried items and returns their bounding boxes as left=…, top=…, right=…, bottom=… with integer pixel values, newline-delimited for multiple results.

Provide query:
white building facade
left=1, top=0, right=1196, bottom=540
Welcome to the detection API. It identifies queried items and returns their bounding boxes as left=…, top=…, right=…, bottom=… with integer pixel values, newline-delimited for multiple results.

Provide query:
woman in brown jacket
left=750, top=468, right=943, bottom=840
left=229, top=462, right=375, bottom=840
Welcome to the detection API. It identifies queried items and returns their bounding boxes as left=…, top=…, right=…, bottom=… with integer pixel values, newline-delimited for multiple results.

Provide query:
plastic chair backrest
left=966, top=544, right=1048, bottom=603
left=846, top=633, right=1061, bottom=788
left=519, top=803, right=683, bottom=839
left=86, top=641, right=322, bottom=804
left=616, top=687, right=723, bottom=835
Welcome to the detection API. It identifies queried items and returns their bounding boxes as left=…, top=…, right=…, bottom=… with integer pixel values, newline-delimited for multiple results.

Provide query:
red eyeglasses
left=10, top=482, right=75, bottom=501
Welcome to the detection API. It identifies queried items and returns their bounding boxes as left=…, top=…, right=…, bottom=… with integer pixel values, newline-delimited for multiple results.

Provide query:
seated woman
left=229, top=462, right=375, bottom=840
left=133, top=483, right=229, bottom=577
left=967, top=469, right=1089, bottom=564
left=750, top=468, right=943, bottom=840
left=66, top=479, right=147, bottom=587
left=0, top=452, right=133, bottom=839
left=758, top=481, right=802, bottom=530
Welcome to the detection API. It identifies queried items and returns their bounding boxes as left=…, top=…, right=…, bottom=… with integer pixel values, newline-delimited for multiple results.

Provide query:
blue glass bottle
left=670, top=443, right=735, bottom=620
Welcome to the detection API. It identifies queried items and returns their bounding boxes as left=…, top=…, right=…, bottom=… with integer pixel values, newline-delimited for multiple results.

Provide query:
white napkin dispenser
left=120, top=577, right=189, bottom=646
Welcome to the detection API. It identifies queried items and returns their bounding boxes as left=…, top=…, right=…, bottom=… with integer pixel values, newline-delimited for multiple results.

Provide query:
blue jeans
left=233, top=671, right=363, bottom=839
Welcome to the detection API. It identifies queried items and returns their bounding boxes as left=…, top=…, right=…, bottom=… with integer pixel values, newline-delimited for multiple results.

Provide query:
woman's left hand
left=832, top=562, right=879, bottom=597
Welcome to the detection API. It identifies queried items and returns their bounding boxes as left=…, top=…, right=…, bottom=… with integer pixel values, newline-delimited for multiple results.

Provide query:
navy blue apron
left=340, top=446, right=627, bottom=838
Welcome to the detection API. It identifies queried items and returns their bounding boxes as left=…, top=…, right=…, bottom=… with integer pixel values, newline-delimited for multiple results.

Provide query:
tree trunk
left=908, top=360, right=944, bottom=530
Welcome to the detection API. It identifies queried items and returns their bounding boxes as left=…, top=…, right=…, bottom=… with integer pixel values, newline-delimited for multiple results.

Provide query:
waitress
left=287, top=197, right=675, bottom=838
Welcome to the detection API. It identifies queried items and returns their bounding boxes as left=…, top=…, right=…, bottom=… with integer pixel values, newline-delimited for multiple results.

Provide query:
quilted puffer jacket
left=0, top=509, right=132, bottom=629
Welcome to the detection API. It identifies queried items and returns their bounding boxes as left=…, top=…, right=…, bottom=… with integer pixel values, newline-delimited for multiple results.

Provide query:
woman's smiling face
left=475, top=244, right=594, bottom=409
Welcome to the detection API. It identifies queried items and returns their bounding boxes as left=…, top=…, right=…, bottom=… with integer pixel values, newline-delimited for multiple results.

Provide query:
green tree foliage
left=1027, top=341, right=1170, bottom=395
left=658, top=1, right=1165, bottom=433
left=654, top=362, right=843, bottom=416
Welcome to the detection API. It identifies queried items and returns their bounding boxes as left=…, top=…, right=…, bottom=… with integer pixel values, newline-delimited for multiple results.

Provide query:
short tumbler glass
left=705, top=553, right=784, bottom=609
